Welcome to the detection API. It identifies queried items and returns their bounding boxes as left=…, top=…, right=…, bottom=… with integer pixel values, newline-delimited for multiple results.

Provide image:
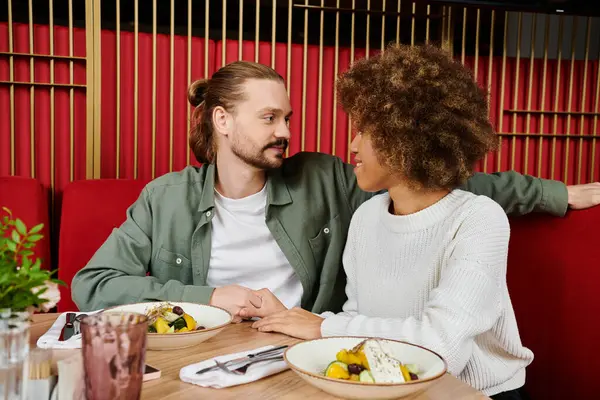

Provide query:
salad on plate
left=324, top=339, right=421, bottom=383
left=145, top=303, right=205, bottom=334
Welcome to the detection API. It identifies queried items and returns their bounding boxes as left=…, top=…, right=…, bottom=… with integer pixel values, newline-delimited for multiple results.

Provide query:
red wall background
left=1, top=22, right=599, bottom=204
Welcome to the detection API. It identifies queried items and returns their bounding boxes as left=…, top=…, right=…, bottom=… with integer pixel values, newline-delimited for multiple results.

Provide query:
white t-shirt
left=206, top=184, right=303, bottom=309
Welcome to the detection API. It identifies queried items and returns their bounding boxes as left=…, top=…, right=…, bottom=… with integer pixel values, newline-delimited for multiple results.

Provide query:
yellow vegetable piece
left=400, top=365, right=411, bottom=381
left=336, top=350, right=349, bottom=364
left=357, top=350, right=370, bottom=370
left=347, top=353, right=362, bottom=366
left=326, top=364, right=350, bottom=380
left=349, top=374, right=360, bottom=381
left=154, top=317, right=171, bottom=334
left=183, top=314, right=196, bottom=330
left=178, top=327, right=190, bottom=333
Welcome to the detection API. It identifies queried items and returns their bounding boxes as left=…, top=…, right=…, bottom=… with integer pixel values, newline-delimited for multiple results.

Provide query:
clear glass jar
left=0, top=309, right=31, bottom=400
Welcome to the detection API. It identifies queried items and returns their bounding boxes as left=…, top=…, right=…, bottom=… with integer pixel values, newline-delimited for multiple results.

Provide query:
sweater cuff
left=181, top=285, right=215, bottom=304
left=539, top=178, right=569, bottom=217
left=320, top=314, right=353, bottom=337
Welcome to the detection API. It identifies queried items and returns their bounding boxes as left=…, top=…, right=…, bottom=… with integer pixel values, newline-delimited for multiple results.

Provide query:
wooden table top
left=30, top=313, right=490, bottom=400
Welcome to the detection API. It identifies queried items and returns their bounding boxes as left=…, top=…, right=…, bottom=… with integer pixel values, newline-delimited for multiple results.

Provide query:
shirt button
left=176, top=258, right=182, bottom=265
left=206, top=211, right=211, bottom=217
left=324, top=228, right=330, bottom=234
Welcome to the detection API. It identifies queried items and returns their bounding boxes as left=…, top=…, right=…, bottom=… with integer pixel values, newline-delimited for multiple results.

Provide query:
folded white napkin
left=179, top=345, right=289, bottom=389
left=37, top=310, right=102, bottom=349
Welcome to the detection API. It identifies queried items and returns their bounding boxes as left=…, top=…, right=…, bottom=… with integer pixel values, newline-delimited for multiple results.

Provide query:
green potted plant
left=0, top=206, right=64, bottom=313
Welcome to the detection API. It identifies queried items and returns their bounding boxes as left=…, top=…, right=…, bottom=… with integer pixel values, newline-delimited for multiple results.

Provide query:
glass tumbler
left=80, top=312, right=148, bottom=400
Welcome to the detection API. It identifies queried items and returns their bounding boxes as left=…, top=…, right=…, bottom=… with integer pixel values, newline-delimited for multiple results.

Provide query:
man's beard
left=231, top=138, right=289, bottom=170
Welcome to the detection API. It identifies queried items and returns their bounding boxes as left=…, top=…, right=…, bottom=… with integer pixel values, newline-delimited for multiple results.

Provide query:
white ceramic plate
left=107, top=302, right=232, bottom=350
left=284, top=337, right=447, bottom=400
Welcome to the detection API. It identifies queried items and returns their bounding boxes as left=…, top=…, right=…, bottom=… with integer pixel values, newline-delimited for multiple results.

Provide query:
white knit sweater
left=320, top=190, right=534, bottom=396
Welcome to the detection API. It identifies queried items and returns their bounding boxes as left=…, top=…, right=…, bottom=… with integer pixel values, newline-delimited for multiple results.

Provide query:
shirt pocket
left=153, top=247, right=193, bottom=283
left=308, top=214, right=340, bottom=270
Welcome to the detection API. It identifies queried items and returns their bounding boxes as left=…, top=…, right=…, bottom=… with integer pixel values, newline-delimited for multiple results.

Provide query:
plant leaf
left=6, top=241, right=16, bottom=252
left=15, top=219, right=27, bottom=235
left=29, top=223, right=44, bottom=234
left=11, top=230, right=20, bottom=244
left=28, top=234, right=43, bottom=242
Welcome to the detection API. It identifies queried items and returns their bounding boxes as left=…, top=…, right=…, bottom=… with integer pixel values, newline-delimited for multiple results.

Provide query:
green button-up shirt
left=72, top=152, right=568, bottom=312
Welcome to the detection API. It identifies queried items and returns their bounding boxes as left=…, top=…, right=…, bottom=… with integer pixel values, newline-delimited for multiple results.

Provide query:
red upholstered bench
left=0, top=176, right=51, bottom=269
left=57, top=179, right=148, bottom=312
left=507, top=207, right=600, bottom=400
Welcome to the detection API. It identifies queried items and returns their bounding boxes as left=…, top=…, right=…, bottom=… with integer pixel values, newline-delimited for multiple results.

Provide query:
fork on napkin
left=36, top=310, right=103, bottom=349
left=179, top=345, right=289, bottom=389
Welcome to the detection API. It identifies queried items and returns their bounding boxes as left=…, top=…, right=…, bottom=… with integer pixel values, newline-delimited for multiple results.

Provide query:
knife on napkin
left=58, top=313, right=76, bottom=341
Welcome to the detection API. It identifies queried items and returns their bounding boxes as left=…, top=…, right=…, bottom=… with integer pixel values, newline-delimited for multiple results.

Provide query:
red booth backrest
left=0, top=176, right=51, bottom=269
left=57, top=179, right=148, bottom=312
left=507, top=208, right=600, bottom=400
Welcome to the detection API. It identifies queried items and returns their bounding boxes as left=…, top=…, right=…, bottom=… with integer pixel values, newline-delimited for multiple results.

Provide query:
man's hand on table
left=238, top=288, right=287, bottom=319
left=567, top=182, right=600, bottom=210
left=209, top=285, right=263, bottom=323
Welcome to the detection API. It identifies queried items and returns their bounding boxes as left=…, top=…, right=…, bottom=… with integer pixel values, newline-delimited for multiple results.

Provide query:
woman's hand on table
left=251, top=307, right=324, bottom=340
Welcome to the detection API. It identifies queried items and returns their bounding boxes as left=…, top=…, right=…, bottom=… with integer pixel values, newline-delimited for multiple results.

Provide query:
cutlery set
left=195, top=345, right=288, bottom=376
left=58, top=313, right=87, bottom=341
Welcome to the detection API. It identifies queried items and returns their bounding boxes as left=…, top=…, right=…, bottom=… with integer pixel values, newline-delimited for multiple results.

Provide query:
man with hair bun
left=72, top=55, right=600, bottom=327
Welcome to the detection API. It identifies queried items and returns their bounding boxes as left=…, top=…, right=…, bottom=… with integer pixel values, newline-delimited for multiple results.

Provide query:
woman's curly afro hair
left=337, top=43, right=498, bottom=190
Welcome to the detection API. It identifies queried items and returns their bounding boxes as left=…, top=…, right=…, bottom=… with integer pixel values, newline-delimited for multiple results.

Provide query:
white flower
left=32, top=281, right=61, bottom=312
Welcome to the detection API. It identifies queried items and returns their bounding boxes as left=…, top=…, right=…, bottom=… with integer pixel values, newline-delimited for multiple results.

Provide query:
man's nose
left=275, top=121, right=291, bottom=140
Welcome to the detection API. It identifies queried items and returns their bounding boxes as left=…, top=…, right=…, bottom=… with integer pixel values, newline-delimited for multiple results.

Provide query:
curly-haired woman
left=252, top=44, right=533, bottom=399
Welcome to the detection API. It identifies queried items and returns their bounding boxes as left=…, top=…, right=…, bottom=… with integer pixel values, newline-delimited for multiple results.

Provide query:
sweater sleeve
left=320, top=199, right=510, bottom=376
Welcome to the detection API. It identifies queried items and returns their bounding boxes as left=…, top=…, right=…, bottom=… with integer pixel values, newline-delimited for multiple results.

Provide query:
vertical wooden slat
left=510, top=13, right=523, bottom=171
left=483, top=10, right=495, bottom=173
left=537, top=13, right=551, bottom=177
left=460, top=8, right=467, bottom=65
left=473, top=9, right=480, bottom=80
left=187, top=0, right=192, bottom=166
left=550, top=17, right=564, bottom=180
left=205, top=0, right=210, bottom=77
left=69, top=0, right=74, bottom=181
left=285, top=0, right=292, bottom=158
left=497, top=12, right=509, bottom=172
left=396, top=0, right=401, bottom=44
left=255, top=0, right=260, bottom=62
left=92, top=0, right=102, bottom=178
left=591, top=41, right=600, bottom=182
left=523, top=13, right=537, bottom=175
left=116, top=0, right=121, bottom=177
left=239, top=0, right=243, bottom=60
left=425, top=5, right=431, bottom=44
left=134, top=0, right=139, bottom=178
left=152, top=0, right=157, bottom=178
left=365, top=0, right=370, bottom=57
left=222, top=0, right=227, bottom=67
left=411, top=2, right=415, bottom=46
left=564, top=18, right=579, bottom=184
left=85, top=0, right=94, bottom=179
left=8, top=0, right=14, bottom=175
left=447, top=7, right=452, bottom=50
left=317, top=0, right=324, bottom=152
left=347, top=0, right=356, bottom=162
left=381, top=0, right=386, bottom=51
left=271, top=0, right=276, bottom=68
left=169, top=0, right=175, bottom=172
left=441, top=6, right=446, bottom=46
left=301, top=0, right=309, bottom=151
left=29, top=0, right=35, bottom=178
left=576, top=17, right=591, bottom=184
left=332, top=0, right=340, bottom=157
left=49, top=0, right=55, bottom=195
